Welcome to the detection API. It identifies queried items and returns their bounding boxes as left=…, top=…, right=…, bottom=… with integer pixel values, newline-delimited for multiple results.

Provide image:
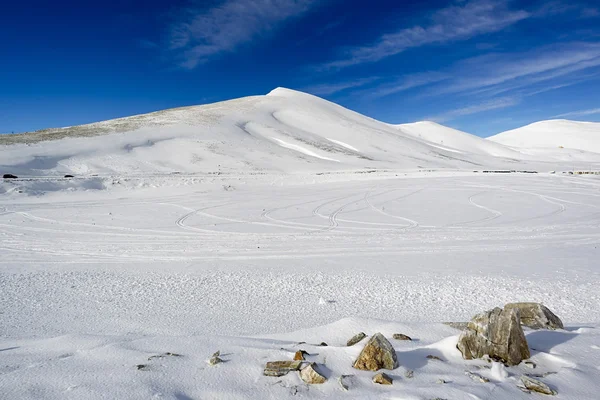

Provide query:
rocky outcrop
left=504, top=303, right=563, bottom=330
left=299, top=363, right=326, bottom=384
left=373, top=372, right=393, bottom=385
left=347, top=332, right=367, bottom=346
left=457, top=307, right=530, bottom=366
left=353, top=333, right=398, bottom=371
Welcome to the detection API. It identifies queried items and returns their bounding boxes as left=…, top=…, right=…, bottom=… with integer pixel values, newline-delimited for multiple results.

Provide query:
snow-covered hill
left=393, top=121, right=521, bottom=159
left=2, top=88, right=599, bottom=179
left=488, top=119, right=600, bottom=153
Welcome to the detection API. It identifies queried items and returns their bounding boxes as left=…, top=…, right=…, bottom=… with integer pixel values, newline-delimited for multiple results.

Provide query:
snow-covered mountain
left=1, top=89, right=600, bottom=177
left=488, top=119, right=600, bottom=153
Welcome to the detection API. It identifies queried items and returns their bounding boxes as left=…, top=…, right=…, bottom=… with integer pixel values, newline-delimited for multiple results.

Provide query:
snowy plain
left=1, top=88, right=600, bottom=399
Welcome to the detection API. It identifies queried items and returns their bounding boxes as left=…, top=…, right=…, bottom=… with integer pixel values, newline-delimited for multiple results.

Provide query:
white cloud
left=364, top=72, right=448, bottom=98
left=425, top=42, right=600, bottom=97
left=301, top=77, right=380, bottom=96
left=554, top=108, right=600, bottom=118
left=321, top=0, right=529, bottom=69
left=428, top=97, right=519, bottom=122
left=168, top=0, right=317, bottom=69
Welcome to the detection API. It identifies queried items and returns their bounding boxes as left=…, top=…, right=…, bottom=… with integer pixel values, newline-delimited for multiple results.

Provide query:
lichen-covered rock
left=263, top=361, right=302, bottom=377
left=504, top=303, right=563, bottom=330
left=373, top=372, right=393, bottom=385
left=299, top=363, right=326, bottom=384
left=393, top=333, right=412, bottom=341
left=457, top=307, right=530, bottom=366
left=347, top=332, right=367, bottom=346
left=520, top=375, right=557, bottom=395
left=353, top=333, right=398, bottom=371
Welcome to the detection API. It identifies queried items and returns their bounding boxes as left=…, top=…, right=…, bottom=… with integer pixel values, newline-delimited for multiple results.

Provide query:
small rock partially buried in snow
left=504, top=302, right=564, bottom=330
left=263, top=361, right=303, bottom=377
left=520, top=375, right=557, bottom=395
left=299, top=363, right=327, bottom=384
left=294, top=350, right=308, bottom=361
left=393, top=333, right=412, bottom=341
left=465, top=370, right=490, bottom=383
left=373, top=372, right=393, bottom=385
left=339, top=375, right=353, bottom=391
left=353, top=333, right=398, bottom=371
left=347, top=332, right=367, bottom=346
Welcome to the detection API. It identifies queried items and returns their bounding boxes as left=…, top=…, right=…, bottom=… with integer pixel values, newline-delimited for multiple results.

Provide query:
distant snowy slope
left=0, top=88, right=517, bottom=176
left=393, top=121, right=520, bottom=158
left=488, top=119, right=600, bottom=153
left=1, top=89, right=600, bottom=178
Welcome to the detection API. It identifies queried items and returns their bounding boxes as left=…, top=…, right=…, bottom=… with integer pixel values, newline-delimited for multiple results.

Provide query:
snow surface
left=489, top=119, right=600, bottom=153
left=1, top=89, right=600, bottom=399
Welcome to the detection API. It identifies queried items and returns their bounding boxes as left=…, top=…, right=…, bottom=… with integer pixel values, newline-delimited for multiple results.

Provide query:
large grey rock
left=353, top=333, right=398, bottom=371
left=504, top=303, right=563, bottom=330
left=457, top=307, right=530, bottom=366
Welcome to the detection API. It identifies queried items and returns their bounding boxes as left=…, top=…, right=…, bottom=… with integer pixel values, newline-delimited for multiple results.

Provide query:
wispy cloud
left=363, top=72, right=448, bottom=99
left=553, top=108, right=600, bottom=118
left=321, top=0, right=529, bottom=70
left=428, top=42, right=600, bottom=96
left=301, top=77, right=380, bottom=96
left=168, top=0, right=317, bottom=69
left=428, top=97, right=520, bottom=122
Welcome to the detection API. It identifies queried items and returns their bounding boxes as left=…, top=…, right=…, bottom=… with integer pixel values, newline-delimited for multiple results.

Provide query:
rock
left=2, top=174, right=18, bottom=179
left=437, top=379, right=446, bottom=384
left=208, top=355, right=223, bottom=366
left=64, top=174, right=74, bottom=178
left=318, top=342, right=328, bottom=347
left=347, top=332, right=367, bottom=346
left=293, top=350, right=307, bottom=361
left=299, top=363, right=326, bottom=384
left=148, top=352, right=182, bottom=360
left=524, top=360, right=537, bottom=369
left=136, top=364, right=149, bottom=371
left=404, top=369, right=414, bottom=378
left=373, top=372, right=393, bottom=385
left=426, top=355, right=443, bottom=361
left=263, top=361, right=303, bottom=377
left=465, top=370, right=490, bottom=383
left=353, top=333, right=398, bottom=371
left=457, top=307, right=530, bottom=366
left=519, top=375, right=557, bottom=395
left=504, top=303, right=564, bottom=330
left=338, top=374, right=354, bottom=391
left=393, top=333, right=412, bottom=341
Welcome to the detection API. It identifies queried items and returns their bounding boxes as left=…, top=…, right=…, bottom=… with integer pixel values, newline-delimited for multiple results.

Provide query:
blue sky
left=1, top=0, right=599, bottom=137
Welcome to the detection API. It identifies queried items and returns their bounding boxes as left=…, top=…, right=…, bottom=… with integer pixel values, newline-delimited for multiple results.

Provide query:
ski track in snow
left=2, top=172, right=600, bottom=399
